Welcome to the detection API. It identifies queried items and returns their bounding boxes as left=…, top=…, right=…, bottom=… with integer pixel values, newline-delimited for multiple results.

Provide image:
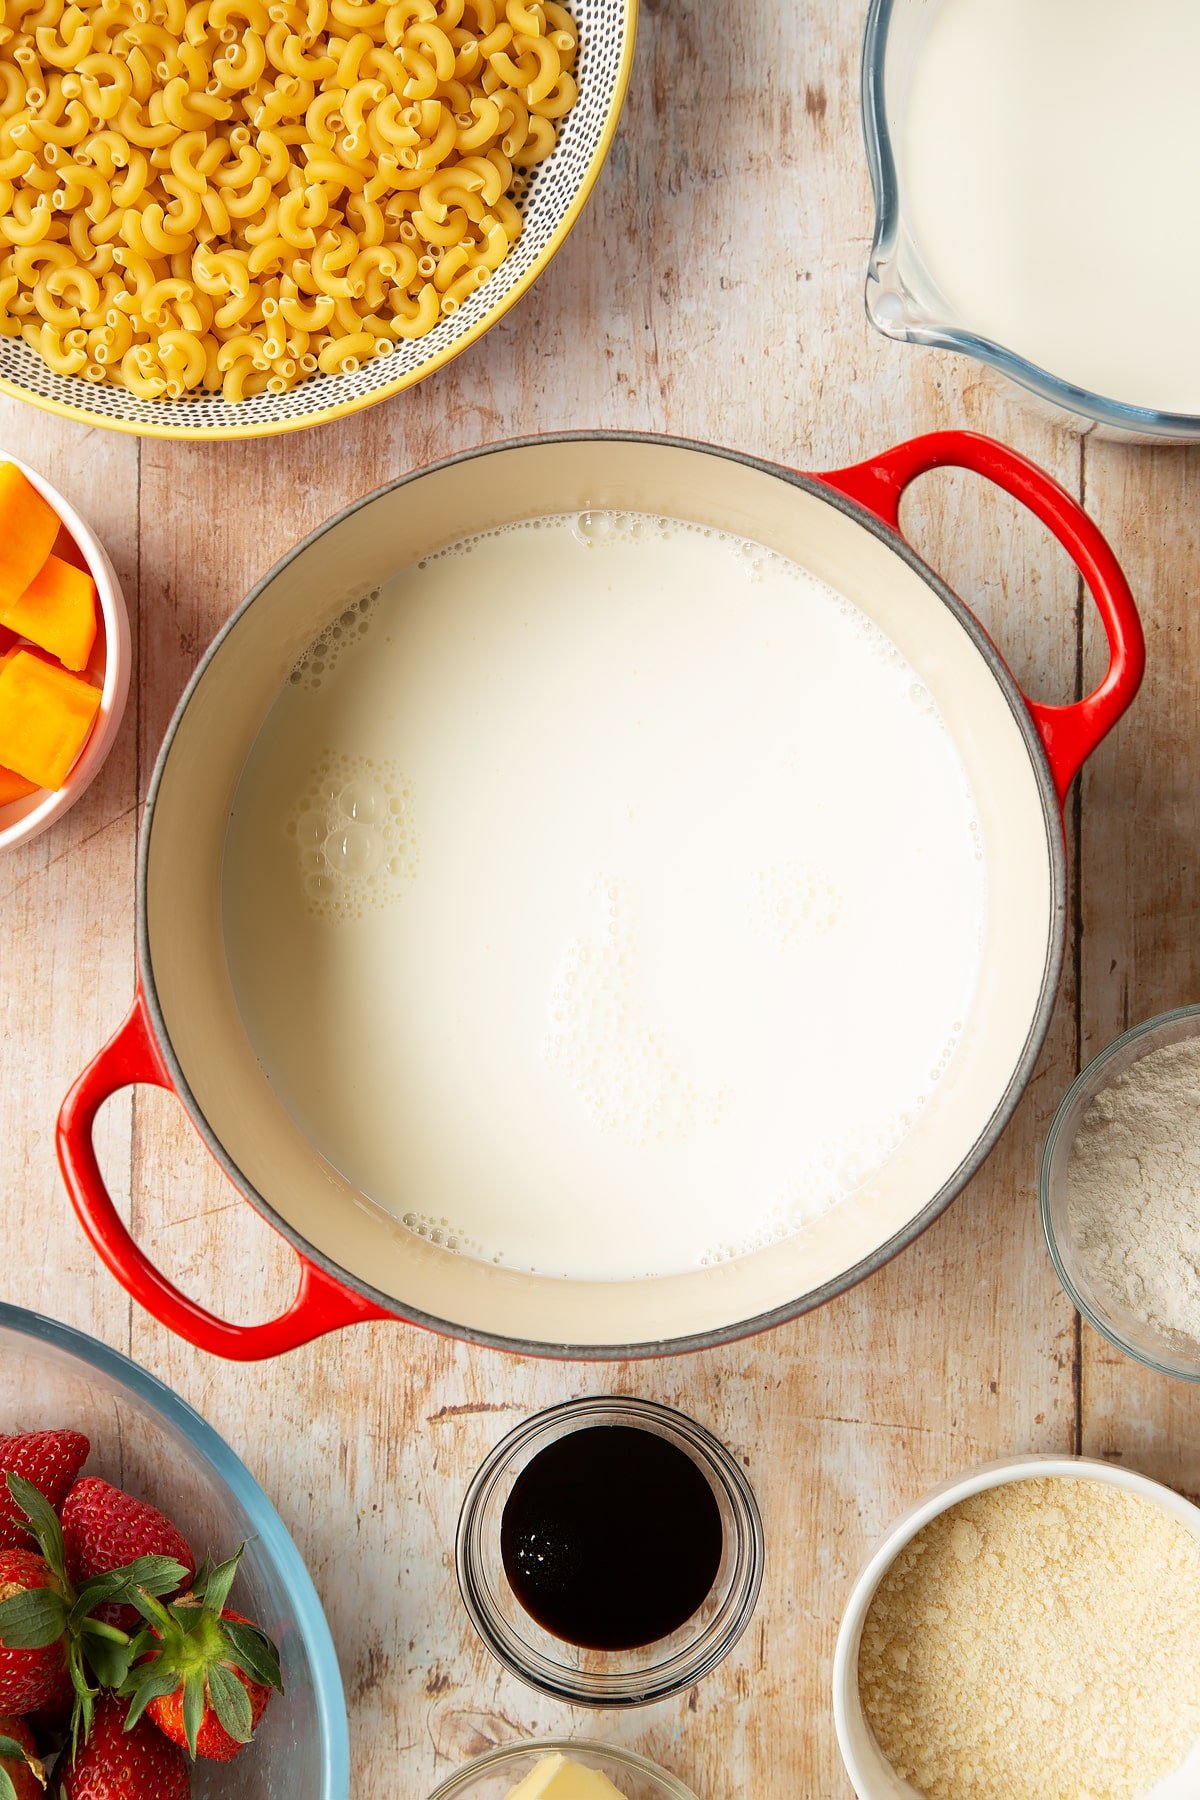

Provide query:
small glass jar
left=1040, top=1004, right=1200, bottom=1382
left=455, top=1396, right=764, bottom=1706
left=427, top=1738, right=699, bottom=1800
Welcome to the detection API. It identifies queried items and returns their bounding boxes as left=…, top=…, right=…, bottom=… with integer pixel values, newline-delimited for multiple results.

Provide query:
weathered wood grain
left=0, top=0, right=1181, bottom=1794
left=1078, top=442, right=1200, bottom=1504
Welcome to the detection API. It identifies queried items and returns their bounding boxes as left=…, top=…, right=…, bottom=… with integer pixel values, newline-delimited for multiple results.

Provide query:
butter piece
left=505, top=1752, right=627, bottom=1799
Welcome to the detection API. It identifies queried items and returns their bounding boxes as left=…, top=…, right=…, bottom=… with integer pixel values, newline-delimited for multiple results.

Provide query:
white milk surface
left=222, top=515, right=986, bottom=1280
left=902, top=0, right=1200, bottom=413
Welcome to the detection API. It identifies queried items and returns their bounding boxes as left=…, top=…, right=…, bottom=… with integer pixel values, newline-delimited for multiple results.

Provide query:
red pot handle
left=817, top=431, right=1145, bottom=806
left=56, top=992, right=396, bottom=1360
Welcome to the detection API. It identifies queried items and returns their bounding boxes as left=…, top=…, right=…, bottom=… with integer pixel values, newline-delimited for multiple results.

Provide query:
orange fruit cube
left=0, top=647, right=101, bottom=789
left=0, top=464, right=59, bottom=609
left=2, top=552, right=98, bottom=671
left=0, top=764, right=38, bottom=805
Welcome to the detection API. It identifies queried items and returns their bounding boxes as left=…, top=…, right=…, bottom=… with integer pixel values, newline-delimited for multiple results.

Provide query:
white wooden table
left=3, top=1, right=1199, bottom=1792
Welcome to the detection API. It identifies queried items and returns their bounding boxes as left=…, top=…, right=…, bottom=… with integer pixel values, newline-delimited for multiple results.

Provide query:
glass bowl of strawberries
left=0, top=1302, right=348, bottom=1798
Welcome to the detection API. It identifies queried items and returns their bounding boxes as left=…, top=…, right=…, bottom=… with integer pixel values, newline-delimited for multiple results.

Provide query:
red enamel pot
left=57, top=432, right=1143, bottom=1360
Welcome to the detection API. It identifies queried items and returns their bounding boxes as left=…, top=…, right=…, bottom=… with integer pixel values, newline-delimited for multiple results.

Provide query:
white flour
left=1067, top=1037, right=1200, bottom=1349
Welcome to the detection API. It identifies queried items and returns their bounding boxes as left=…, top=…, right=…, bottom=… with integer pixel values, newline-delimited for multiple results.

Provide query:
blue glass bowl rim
left=0, top=1300, right=350, bottom=1794
left=861, top=0, right=1200, bottom=440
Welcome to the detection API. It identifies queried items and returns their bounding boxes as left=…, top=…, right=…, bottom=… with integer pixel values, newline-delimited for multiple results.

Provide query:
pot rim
left=136, top=430, right=1065, bottom=1358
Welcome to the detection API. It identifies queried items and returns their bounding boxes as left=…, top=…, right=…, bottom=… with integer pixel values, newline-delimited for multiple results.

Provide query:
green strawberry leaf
left=82, top=1628, right=136, bottom=1690
left=198, top=1546, right=243, bottom=1619
left=5, top=1476, right=68, bottom=1588
left=182, top=1668, right=206, bottom=1759
left=66, top=1635, right=98, bottom=1763
left=71, top=1555, right=189, bottom=1628
left=169, top=1601, right=207, bottom=1639
left=0, top=1583, right=67, bottom=1648
left=68, top=1574, right=124, bottom=1622
left=207, top=1660, right=253, bottom=1745
left=126, top=1587, right=175, bottom=1632
left=123, top=1554, right=192, bottom=1598
left=0, top=1771, right=14, bottom=1800
left=120, top=1664, right=180, bottom=1733
left=223, top=1619, right=283, bottom=1692
left=78, top=1616, right=131, bottom=1645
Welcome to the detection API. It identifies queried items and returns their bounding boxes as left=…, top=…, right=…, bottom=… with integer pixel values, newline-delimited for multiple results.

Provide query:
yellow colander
left=0, top=0, right=636, bottom=441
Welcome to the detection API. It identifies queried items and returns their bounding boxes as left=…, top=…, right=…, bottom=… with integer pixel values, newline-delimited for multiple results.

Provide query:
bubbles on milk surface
left=696, top=1100, right=943, bottom=1268
left=399, top=1208, right=481, bottom=1257
left=566, top=509, right=818, bottom=584
left=751, top=861, right=844, bottom=949
left=285, top=750, right=416, bottom=921
left=401, top=507, right=856, bottom=593
left=542, top=878, right=728, bottom=1149
left=289, top=588, right=379, bottom=691
left=830, top=588, right=909, bottom=673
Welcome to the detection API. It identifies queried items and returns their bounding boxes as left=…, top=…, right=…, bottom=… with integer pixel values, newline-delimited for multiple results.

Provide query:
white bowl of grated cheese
left=832, top=1455, right=1200, bottom=1800
left=1041, top=1005, right=1200, bottom=1382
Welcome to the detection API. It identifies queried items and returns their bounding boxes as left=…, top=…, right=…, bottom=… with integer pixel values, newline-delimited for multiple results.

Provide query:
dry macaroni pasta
left=0, top=0, right=578, bottom=401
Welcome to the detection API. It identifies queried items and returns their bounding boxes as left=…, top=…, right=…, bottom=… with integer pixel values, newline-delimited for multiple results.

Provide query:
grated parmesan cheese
left=857, top=1478, right=1200, bottom=1800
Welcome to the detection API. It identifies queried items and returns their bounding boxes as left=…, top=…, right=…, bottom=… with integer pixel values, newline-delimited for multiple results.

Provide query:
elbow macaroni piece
left=0, top=0, right=577, bottom=399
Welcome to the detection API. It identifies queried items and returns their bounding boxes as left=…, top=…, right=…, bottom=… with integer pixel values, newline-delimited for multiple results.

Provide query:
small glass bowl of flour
left=1041, top=1005, right=1200, bottom=1381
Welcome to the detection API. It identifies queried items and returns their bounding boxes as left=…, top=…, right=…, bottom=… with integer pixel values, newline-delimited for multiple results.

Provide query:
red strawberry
left=52, top=1694, right=189, bottom=1799
left=0, top=1436, right=89, bottom=1552
left=121, top=1550, right=281, bottom=1763
left=0, top=1715, right=46, bottom=1799
left=0, top=1475, right=192, bottom=1759
left=145, top=1609, right=272, bottom=1763
left=61, top=1484, right=194, bottom=1634
left=0, top=1549, right=68, bottom=1713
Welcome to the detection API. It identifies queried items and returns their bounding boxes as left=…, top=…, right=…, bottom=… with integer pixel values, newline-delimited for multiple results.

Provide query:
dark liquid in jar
left=499, top=1424, right=724, bottom=1651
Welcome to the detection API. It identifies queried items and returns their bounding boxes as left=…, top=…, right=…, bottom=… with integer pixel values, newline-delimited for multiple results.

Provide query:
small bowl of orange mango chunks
left=0, top=457, right=130, bottom=850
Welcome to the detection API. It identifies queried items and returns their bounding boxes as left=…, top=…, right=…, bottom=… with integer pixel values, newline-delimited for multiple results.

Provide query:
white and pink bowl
left=0, top=454, right=131, bottom=852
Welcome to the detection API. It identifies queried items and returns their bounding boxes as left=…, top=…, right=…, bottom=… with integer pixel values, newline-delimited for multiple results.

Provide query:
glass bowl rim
left=455, top=1395, right=765, bottom=1707
left=0, top=1301, right=351, bottom=1789
left=860, top=0, right=1200, bottom=439
left=425, top=1735, right=701, bottom=1799
left=1039, top=1004, right=1200, bottom=1383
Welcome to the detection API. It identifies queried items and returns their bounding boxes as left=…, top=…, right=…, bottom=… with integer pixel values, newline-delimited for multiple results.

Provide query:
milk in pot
left=222, top=515, right=986, bottom=1280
